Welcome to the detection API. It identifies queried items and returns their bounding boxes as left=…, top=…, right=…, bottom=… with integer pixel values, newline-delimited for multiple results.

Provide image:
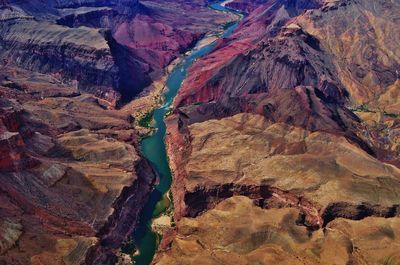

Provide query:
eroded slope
left=0, top=66, right=159, bottom=265
left=159, top=0, right=400, bottom=264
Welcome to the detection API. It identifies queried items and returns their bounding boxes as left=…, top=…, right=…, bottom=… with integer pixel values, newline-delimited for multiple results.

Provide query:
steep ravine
left=131, top=2, right=243, bottom=264
left=146, top=0, right=400, bottom=264
left=85, top=159, right=157, bottom=265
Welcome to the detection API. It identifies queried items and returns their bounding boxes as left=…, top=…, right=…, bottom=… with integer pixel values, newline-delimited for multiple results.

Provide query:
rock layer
left=0, top=0, right=235, bottom=102
left=156, top=196, right=400, bottom=265
left=0, top=1, right=235, bottom=263
left=159, top=0, right=400, bottom=264
left=0, top=67, right=157, bottom=265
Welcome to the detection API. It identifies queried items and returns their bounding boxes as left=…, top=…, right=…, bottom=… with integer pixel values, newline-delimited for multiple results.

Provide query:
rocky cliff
left=0, top=0, right=235, bottom=103
left=0, top=1, right=235, bottom=264
left=0, top=17, right=119, bottom=100
left=0, top=66, right=158, bottom=265
left=158, top=0, right=400, bottom=264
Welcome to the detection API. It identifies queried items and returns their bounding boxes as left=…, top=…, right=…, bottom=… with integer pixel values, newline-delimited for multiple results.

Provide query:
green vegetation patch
left=223, top=21, right=236, bottom=30
left=351, top=104, right=375, bottom=113
left=138, top=110, right=155, bottom=128
left=152, top=194, right=171, bottom=218
left=384, top=112, right=400, bottom=118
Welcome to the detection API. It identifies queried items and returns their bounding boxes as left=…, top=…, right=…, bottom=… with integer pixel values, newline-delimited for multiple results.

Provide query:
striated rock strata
left=0, top=0, right=235, bottom=102
left=156, top=196, right=400, bottom=265
left=0, top=67, right=157, bottom=265
left=0, top=1, right=235, bottom=264
left=159, top=0, right=400, bottom=264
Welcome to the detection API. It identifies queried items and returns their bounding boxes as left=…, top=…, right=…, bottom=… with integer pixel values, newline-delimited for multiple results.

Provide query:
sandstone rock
left=0, top=70, right=156, bottom=264
left=167, top=113, right=400, bottom=227
left=161, top=1, right=400, bottom=263
left=156, top=196, right=400, bottom=265
left=41, top=163, right=68, bottom=187
left=0, top=220, right=22, bottom=255
left=1, top=0, right=235, bottom=103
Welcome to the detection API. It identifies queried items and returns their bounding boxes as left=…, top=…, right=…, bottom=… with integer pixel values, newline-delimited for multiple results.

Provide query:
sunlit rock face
left=158, top=0, right=400, bottom=263
left=156, top=196, right=400, bottom=265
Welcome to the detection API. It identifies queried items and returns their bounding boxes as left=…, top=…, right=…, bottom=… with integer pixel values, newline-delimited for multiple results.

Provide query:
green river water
left=131, top=2, right=242, bottom=264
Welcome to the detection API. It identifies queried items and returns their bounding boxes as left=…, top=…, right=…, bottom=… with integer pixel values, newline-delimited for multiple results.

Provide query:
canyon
left=0, top=0, right=234, bottom=102
left=0, top=0, right=399, bottom=264
left=0, top=0, right=234, bottom=264
left=158, top=0, right=400, bottom=264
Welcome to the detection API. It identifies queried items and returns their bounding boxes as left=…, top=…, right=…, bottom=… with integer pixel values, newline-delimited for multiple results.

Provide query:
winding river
left=132, top=2, right=242, bottom=264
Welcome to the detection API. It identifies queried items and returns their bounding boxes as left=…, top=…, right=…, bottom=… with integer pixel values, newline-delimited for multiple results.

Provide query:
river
left=131, top=2, right=242, bottom=264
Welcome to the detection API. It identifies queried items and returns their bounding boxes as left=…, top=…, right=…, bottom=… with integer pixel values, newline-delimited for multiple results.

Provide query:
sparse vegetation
left=350, top=104, right=399, bottom=119
left=138, top=110, right=155, bottom=128
left=384, top=112, right=400, bottom=118
left=152, top=194, right=171, bottom=218
left=223, top=21, right=236, bottom=30
left=165, top=108, right=173, bottom=117
left=167, top=190, right=176, bottom=227
left=171, top=216, right=176, bottom=228
left=351, top=104, right=375, bottom=113
left=382, top=256, right=400, bottom=265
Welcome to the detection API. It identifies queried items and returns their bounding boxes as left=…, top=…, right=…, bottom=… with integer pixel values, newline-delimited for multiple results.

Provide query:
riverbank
left=129, top=2, right=243, bottom=265
left=221, top=0, right=235, bottom=6
left=123, top=12, right=239, bottom=139
left=121, top=55, right=181, bottom=137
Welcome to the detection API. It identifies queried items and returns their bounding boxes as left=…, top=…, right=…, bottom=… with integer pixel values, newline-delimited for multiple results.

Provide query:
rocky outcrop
left=0, top=18, right=119, bottom=100
left=294, top=0, right=400, bottom=165
left=85, top=159, right=156, bottom=265
left=155, top=196, right=400, bottom=265
left=0, top=0, right=235, bottom=103
left=166, top=113, right=400, bottom=220
left=161, top=113, right=400, bottom=263
left=160, top=0, right=400, bottom=263
left=174, top=0, right=346, bottom=126
left=296, top=0, right=400, bottom=105
left=0, top=67, right=157, bottom=265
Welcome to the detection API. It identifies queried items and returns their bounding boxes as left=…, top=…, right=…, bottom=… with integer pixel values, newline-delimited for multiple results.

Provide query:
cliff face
left=158, top=0, right=400, bottom=263
left=0, top=1, right=235, bottom=264
left=0, top=0, right=235, bottom=103
left=156, top=196, right=400, bottom=265
left=0, top=18, right=119, bottom=100
left=175, top=0, right=399, bottom=109
left=0, top=67, right=157, bottom=265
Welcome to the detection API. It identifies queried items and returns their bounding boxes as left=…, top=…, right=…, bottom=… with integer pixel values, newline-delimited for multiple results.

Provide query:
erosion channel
left=131, top=2, right=242, bottom=264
